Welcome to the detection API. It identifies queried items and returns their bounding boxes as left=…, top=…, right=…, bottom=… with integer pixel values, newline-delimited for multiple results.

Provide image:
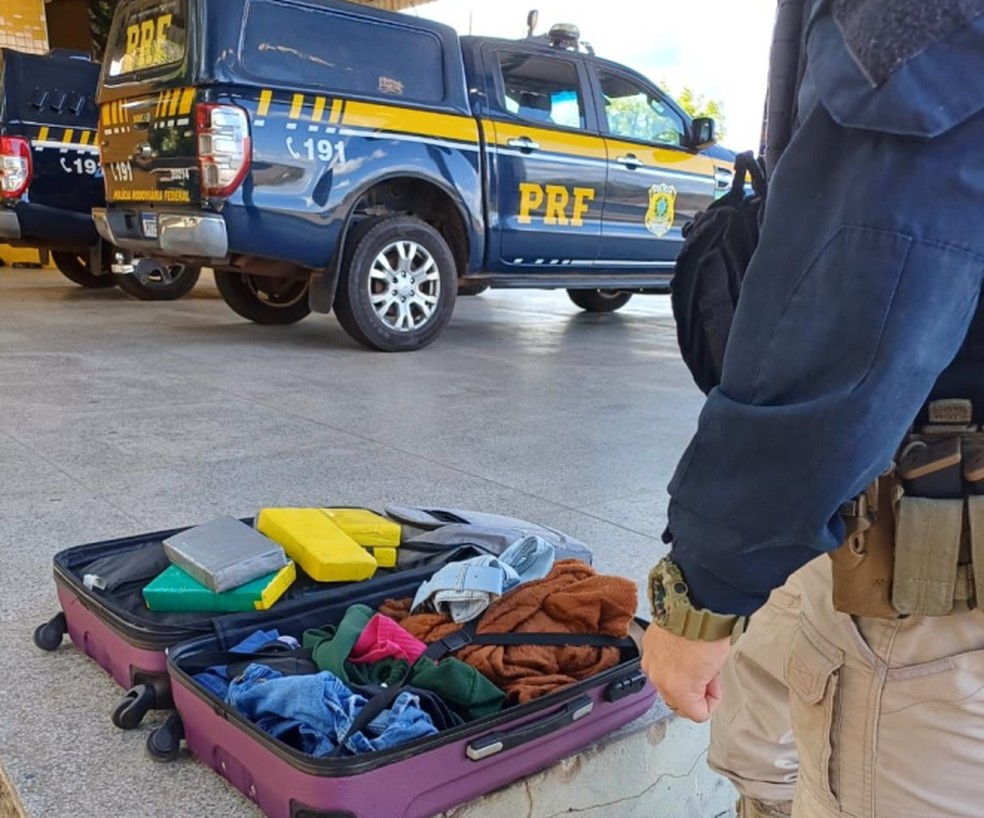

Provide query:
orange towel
left=380, top=559, right=637, bottom=704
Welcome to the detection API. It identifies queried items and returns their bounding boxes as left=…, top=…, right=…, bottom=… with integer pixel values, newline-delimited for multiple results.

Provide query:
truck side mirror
left=527, top=9, right=539, bottom=37
left=691, top=117, right=716, bottom=149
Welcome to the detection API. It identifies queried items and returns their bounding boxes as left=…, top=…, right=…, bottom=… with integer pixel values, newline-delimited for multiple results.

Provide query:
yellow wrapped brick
left=320, top=508, right=401, bottom=548
left=364, top=546, right=398, bottom=569
left=256, top=508, right=377, bottom=583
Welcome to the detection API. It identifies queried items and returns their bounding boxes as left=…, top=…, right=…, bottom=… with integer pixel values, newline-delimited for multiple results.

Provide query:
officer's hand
left=640, top=622, right=731, bottom=723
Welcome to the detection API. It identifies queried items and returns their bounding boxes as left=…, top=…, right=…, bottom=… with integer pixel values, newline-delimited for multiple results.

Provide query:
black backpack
left=670, top=153, right=767, bottom=395
left=670, top=0, right=806, bottom=395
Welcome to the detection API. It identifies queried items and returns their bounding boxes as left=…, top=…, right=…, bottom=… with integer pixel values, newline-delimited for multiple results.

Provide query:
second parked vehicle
left=0, top=48, right=200, bottom=299
left=94, top=0, right=732, bottom=349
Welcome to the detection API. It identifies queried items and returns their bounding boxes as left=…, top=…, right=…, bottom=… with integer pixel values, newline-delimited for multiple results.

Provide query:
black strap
left=178, top=643, right=311, bottom=674
left=422, top=627, right=636, bottom=662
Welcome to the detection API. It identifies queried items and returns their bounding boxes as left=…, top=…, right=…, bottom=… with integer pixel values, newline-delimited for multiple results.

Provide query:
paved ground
left=0, top=267, right=708, bottom=817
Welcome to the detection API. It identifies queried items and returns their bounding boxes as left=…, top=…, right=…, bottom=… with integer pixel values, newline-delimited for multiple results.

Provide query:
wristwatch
left=648, top=556, right=746, bottom=641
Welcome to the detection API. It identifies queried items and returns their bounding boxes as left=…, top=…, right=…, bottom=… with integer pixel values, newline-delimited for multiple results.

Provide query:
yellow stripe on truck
left=343, top=101, right=477, bottom=144
left=37, top=126, right=49, bottom=142
left=311, top=96, right=326, bottom=123
left=178, top=87, right=195, bottom=116
left=62, top=129, right=74, bottom=145
left=488, top=120, right=606, bottom=161
left=168, top=89, right=181, bottom=117
left=289, top=93, right=305, bottom=120
left=258, top=89, right=273, bottom=117
left=80, top=131, right=91, bottom=146
left=329, top=99, right=343, bottom=125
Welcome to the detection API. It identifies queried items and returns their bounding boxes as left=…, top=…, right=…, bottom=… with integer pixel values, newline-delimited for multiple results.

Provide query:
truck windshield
left=106, top=0, right=186, bottom=78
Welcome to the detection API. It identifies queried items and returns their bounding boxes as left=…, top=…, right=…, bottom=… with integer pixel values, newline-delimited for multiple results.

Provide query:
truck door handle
left=507, top=136, right=540, bottom=152
left=616, top=154, right=643, bottom=169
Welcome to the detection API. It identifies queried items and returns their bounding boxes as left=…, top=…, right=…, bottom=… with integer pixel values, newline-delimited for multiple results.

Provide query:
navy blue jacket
left=667, top=1, right=984, bottom=615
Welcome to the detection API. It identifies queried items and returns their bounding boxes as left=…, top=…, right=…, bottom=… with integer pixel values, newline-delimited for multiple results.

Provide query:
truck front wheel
left=213, top=272, right=311, bottom=325
left=334, top=216, right=457, bottom=352
left=51, top=251, right=116, bottom=289
left=567, top=289, right=633, bottom=312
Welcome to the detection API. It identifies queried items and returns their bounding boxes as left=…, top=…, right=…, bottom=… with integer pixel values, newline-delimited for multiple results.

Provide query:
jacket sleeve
left=665, top=138, right=984, bottom=619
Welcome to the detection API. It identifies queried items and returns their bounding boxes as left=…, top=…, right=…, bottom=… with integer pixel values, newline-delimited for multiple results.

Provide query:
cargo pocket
left=784, top=620, right=845, bottom=808
left=873, top=632, right=984, bottom=818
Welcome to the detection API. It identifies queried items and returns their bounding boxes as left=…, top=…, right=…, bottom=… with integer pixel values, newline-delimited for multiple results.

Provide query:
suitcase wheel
left=146, top=713, right=184, bottom=763
left=33, top=612, right=67, bottom=652
left=112, top=684, right=158, bottom=730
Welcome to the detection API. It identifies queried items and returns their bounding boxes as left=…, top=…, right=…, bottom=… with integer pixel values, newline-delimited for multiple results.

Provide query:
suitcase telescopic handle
left=465, top=696, right=594, bottom=761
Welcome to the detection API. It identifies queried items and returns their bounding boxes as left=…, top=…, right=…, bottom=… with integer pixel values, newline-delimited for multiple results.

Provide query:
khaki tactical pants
left=709, top=557, right=984, bottom=817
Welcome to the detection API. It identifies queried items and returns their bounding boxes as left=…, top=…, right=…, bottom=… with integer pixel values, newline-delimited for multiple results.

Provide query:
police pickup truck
left=94, top=0, right=732, bottom=350
left=0, top=48, right=200, bottom=299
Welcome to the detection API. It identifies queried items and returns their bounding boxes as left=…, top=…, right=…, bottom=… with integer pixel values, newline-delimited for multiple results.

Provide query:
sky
left=406, top=0, right=777, bottom=153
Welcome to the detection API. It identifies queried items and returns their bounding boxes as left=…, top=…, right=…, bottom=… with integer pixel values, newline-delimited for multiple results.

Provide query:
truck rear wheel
left=51, top=251, right=116, bottom=289
left=567, top=289, right=633, bottom=312
left=334, top=216, right=457, bottom=352
left=115, top=261, right=201, bottom=301
left=213, top=271, right=311, bottom=325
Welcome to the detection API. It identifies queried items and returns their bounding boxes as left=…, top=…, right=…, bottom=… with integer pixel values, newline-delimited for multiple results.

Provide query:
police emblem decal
left=645, top=184, right=677, bottom=237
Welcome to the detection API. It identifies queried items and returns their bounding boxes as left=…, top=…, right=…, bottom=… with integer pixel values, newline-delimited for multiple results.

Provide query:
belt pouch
left=892, top=497, right=963, bottom=616
left=829, top=475, right=898, bottom=618
left=966, top=496, right=984, bottom=606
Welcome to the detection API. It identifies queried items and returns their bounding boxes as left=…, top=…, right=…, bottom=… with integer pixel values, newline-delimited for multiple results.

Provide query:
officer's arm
left=665, top=239, right=983, bottom=618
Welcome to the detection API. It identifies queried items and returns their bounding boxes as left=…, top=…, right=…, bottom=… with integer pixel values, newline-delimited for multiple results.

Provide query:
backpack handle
left=729, top=151, right=768, bottom=202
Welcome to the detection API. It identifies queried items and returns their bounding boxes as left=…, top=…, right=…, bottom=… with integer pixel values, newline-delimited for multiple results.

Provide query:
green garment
left=303, top=604, right=504, bottom=722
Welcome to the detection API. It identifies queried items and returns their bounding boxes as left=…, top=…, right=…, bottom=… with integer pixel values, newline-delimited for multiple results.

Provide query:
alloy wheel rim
left=367, top=240, right=441, bottom=333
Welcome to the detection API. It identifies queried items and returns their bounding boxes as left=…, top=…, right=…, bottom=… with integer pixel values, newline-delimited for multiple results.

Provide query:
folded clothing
left=411, top=535, right=556, bottom=623
left=380, top=560, right=637, bottom=704
left=228, top=664, right=437, bottom=757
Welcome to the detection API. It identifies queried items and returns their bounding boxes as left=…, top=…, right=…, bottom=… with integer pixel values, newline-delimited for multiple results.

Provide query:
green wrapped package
left=142, top=561, right=296, bottom=613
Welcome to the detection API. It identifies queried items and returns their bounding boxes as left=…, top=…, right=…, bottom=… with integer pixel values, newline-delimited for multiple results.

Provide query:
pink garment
left=349, top=614, right=428, bottom=666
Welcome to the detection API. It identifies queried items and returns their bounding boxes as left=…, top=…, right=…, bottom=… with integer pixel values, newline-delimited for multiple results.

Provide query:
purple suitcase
left=33, top=524, right=438, bottom=731
left=163, top=576, right=656, bottom=818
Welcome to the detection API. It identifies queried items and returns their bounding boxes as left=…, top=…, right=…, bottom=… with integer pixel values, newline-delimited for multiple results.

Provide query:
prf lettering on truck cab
left=125, top=14, right=172, bottom=70
left=518, top=183, right=596, bottom=227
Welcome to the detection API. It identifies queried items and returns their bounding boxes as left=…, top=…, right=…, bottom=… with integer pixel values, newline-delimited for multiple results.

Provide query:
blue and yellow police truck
left=0, top=48, right=200, bottom=299
left=93, top=0, right=733, bottom=349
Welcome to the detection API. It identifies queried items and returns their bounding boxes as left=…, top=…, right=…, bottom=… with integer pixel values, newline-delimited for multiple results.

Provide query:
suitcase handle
left=465, top=695, right=594, bottom=761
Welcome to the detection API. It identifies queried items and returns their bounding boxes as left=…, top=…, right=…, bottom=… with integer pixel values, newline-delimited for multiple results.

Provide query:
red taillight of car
left=0, top=136, right=32, bottom=199
left=196, top=103, right=251, bottom=199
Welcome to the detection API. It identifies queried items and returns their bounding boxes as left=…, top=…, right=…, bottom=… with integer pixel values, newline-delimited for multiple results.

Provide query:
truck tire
left=213, top=271, right=311, bottom=325
left=567, top=289, right=633, bottom=312
left=458, top=281, right=489, bottom=297
left=334, top=215, right=457, bottom=352
left=51, top=251, right=116, bottom=289
left=114, top=262, right=201, bottom=301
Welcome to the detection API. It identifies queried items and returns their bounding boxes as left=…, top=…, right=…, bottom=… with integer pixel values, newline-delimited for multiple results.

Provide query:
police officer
left=640, top=1, right=984, bottom=816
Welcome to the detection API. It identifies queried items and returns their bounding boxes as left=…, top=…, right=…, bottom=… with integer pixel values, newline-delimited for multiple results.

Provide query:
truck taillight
left=0, top=136, right=32, bottom=199
left=197, top=103, right=251, bottom=198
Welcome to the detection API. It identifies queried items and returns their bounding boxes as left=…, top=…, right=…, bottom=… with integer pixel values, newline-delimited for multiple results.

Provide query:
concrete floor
left=0, top=267, right=711, bottom=817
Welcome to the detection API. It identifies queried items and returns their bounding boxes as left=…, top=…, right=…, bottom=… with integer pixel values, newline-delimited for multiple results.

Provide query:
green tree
left=665, top=84, right=727, bottom=141
left=88, top=0, right=120, bottom=60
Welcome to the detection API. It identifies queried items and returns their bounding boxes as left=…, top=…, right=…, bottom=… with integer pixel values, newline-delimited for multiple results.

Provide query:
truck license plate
left=142, top=213, right=158, bottom=239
